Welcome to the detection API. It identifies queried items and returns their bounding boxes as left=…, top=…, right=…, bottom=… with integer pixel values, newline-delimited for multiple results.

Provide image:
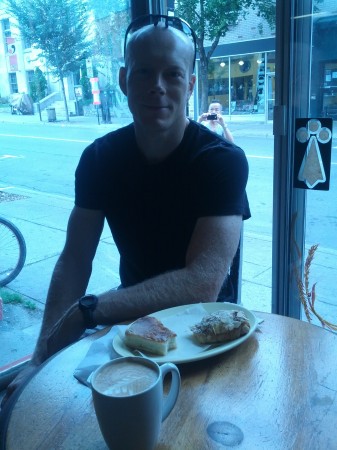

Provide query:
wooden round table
left=1, top=312, right=337, bottom=449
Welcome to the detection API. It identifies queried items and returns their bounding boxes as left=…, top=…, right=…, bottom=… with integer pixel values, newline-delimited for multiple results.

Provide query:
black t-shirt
left=75, top=120, right=250, bottom=287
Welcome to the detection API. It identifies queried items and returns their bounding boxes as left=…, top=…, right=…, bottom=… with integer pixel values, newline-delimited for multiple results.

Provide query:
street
left=0, top=123, right=106, bottom=197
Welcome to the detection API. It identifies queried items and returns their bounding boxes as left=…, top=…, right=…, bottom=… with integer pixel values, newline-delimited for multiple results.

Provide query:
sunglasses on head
left=123, top=14, right=197, bottom=70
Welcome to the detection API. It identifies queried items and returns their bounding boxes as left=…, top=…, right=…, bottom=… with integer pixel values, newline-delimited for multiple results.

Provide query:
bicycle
left=0, top=216, right=26, bottom=286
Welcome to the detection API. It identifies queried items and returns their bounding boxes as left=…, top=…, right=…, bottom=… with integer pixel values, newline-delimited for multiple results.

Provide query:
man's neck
left=134, top=119, right=189, bottom=163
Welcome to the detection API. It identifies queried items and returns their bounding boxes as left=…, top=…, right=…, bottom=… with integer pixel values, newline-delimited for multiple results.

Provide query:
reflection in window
left=205, top=52, right=275, bottom=116
left=207, top=58, right=230, bottom=113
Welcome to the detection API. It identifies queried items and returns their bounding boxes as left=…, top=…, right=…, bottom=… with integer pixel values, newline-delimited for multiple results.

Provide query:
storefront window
left=207, top=57, right=230, bottom=113
left=205, top=52, right=275, bottom=119
left=230, top=55, right=255, bottom=114
left=254, top=53, right=266, bottom=115
left=265, top=52, right=275, bottom=120
left=266, top=51, right=275, bottom=73
left=321, top=62, right=337, bottom=118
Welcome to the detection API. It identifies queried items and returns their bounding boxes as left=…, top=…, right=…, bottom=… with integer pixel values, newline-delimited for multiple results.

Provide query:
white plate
left=113, top=302, right=258, bottom=364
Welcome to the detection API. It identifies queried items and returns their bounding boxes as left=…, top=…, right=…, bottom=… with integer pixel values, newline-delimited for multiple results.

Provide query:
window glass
left=182, top=1, right=277, bottom=314
left=0, top=0, right=281, bottom=376
left=8, top=72, right=18, bottom=93
left=0, top=0, right=131, bottom=374
left=230, top=54, right=255, bottom=114
left=204, top=52, right=275, bottom=117
left=2, top=17, right=11, bottom=37
left=321, top=62, right=337, bottom=118
left=303, top=11, right=337, bottom=328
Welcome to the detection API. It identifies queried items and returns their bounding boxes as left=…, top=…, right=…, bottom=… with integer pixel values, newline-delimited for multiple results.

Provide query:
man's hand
left=46, top=303, right=87, bottom=358
left=216, top=114, right=234, bottom=142
left=216, top=113, right=226, bottom=128
left=197, top=112, right=209, bottom=123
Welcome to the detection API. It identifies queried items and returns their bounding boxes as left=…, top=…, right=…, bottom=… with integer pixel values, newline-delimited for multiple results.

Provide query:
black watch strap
left=78, top=294, right=98, bottom=329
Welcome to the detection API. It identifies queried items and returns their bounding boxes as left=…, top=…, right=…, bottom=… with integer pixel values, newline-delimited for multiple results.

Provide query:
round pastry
left=190, top=310, right=250, bottom=344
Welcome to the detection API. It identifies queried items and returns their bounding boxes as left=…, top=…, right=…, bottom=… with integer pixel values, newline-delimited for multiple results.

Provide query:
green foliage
left=251, top=0, right=276, bottom=30
left=80, top=73, right=92, bottom=101
left=177, top=0, right=250, bottom=42
left=176, top=0, right=275, bottom=43
left=5, top=0, right=93, bottom=81
left=29, top=67, right=47, bottom=102
left=88, top=0, right=129, bottom=20
left=1, top=290, right=22, bottom=305
left=92, top=9, right=129, bottom=86
left=0, top=288, right=37, bottom=310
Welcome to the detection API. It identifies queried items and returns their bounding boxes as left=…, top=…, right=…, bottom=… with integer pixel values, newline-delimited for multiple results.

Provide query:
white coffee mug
left=91, top=356, right=180, bottom=450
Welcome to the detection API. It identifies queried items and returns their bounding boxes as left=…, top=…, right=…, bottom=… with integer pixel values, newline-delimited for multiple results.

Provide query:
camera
left=207, top=113, right=217, bottom=120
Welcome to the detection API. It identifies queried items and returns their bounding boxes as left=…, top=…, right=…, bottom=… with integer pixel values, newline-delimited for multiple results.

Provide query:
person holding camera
left=198, top=101, right=234, bottom=142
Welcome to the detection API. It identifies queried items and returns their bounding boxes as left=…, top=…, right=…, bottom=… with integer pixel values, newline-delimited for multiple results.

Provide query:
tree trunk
left=199, top=53, right=210, bottom=115
left=59, top=76, right=69, bottom=122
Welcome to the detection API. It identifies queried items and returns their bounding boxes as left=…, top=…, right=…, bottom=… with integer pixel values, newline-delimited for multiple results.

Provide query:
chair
left=217, top=228, right=243, bottom=304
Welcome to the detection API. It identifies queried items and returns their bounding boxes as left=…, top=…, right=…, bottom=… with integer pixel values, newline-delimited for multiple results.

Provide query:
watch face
left=81, top=297, right=93, bottom=307
left=80, top=295, right=98, bottom=308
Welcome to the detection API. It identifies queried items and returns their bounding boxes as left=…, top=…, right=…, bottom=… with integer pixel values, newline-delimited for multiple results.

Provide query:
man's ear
left=119, top=67, right=127, bottom=96
left=187, top=74, right=196, bottom=101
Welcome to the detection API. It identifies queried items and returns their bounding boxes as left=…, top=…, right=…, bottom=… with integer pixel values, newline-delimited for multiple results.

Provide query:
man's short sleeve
left=75, top=143, right=103, bottom=210
left=190, top=143, right=251, bottom=220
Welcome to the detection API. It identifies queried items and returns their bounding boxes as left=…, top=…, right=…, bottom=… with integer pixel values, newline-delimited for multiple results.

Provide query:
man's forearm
left=31, top=253, right=92, bottom=365
left=35, top=216, right=241, bottom=362
left=95, top=258, right=226, bottom=326
left=95, top=216, right=241, bottom=326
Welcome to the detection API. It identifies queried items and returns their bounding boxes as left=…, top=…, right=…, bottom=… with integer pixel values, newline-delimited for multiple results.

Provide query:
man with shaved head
left=2, top=15, right=250, bottom=406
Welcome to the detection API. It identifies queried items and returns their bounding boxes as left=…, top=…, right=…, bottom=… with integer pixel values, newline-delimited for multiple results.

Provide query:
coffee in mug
left=93, top=359, right=158, bottom=397
left=91, top=356, right=180, bottom=450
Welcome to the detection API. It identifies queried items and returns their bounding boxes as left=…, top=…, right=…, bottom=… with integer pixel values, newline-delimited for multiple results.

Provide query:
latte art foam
left=94, top=361, right=158, bottom=397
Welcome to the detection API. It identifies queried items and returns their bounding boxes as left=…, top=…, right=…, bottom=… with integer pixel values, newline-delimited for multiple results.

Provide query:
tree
left=5, top=0, right=92, bottom=121
left=93, top=10, right=129, bottom=88
left=29, top=67, right=47, bottom=102
left=175, top=0, right=276, bottom=113
left=90, top=6, right=130, bottom=117
left=79, top=66, right=93, bottom=102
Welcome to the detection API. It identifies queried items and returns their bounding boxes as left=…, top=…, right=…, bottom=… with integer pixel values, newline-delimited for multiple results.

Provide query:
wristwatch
left=78, top=294, right=98, bottom=329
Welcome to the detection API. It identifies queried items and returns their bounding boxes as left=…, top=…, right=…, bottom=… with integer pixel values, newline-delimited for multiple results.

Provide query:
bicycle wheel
left=0, top=217, right=27, bottom=286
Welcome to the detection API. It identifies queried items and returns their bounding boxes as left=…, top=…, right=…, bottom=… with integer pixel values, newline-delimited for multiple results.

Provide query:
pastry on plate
left=190, top=310, right=250, bottom=345
left=124, top=316, right=177, bottom=356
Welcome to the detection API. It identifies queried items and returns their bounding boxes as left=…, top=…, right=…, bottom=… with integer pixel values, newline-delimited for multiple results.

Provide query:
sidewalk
left=0, top=110, right=336, bottom=371
left=0, top=107, right=134, bottom=132
left=0, top=185, right=121, bottom=368
left=0, top=107, right=274, bottom=136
